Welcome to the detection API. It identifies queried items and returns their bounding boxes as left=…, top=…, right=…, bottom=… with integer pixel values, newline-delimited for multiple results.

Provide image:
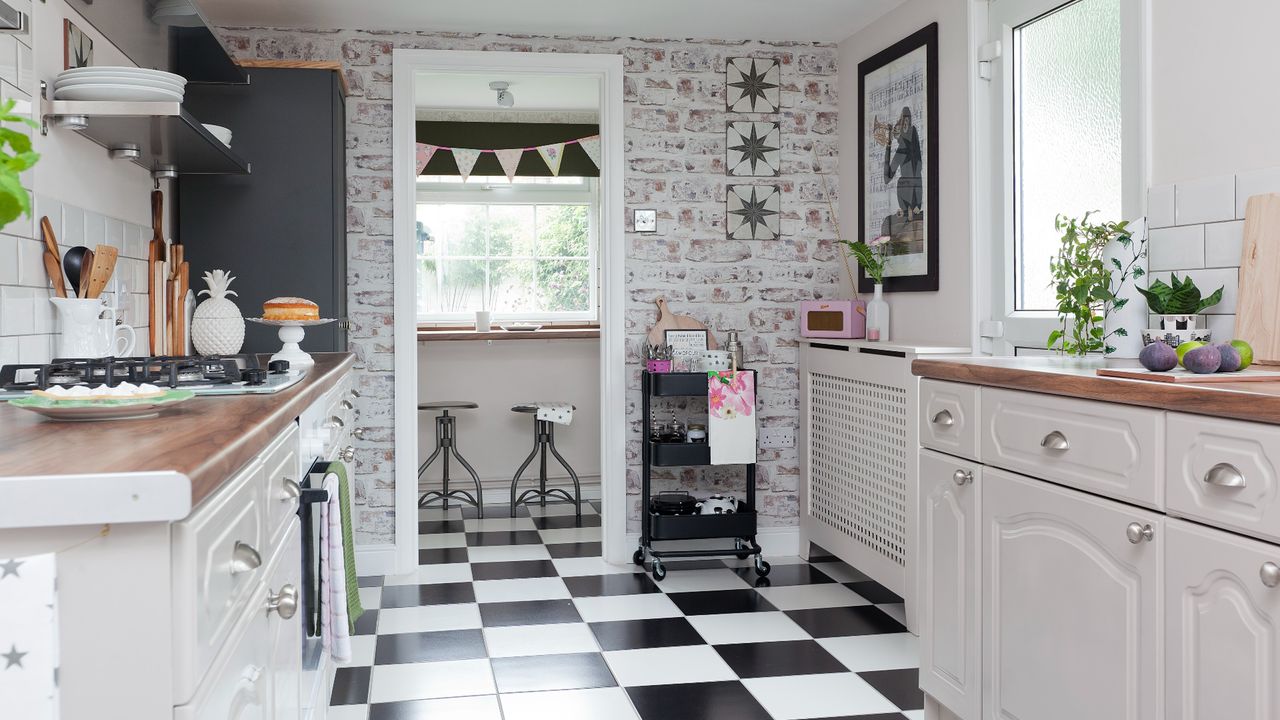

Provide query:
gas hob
left=0, top=354, right=306, bottom=400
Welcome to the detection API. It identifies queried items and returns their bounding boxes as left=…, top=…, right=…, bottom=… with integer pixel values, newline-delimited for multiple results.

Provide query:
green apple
left=1230, top=339, right=1254, bottom=370
left=1176, top=341, right=1206, bottom=367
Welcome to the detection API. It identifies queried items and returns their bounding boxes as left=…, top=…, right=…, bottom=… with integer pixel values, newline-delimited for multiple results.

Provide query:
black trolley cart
left=633, top=369, right=771, bottom=581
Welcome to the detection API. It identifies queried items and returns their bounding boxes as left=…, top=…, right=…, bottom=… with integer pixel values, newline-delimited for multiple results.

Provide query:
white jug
left=51, top=297, right=136, bottom=359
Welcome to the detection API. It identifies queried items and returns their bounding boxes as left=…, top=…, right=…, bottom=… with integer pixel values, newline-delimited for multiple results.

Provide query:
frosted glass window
left=1013, top=0, right=1122, bottom=310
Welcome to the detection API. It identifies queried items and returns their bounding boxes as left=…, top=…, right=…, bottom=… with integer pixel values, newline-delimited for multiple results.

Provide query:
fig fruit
left=1215, top=343, right=1242, bottom=372
left=1183, top=344, right=1223, bottom=374
left=1139, top=341, right=1178, bottom=372
left=1177, top=341, right=1206, bottom=367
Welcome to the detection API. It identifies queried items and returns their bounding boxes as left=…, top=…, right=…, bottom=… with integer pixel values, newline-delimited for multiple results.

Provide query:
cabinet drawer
left=981, top=388, right=1164, bottom=509
left=172, top=460, right=266, bottom=704
left=1167, top=413, right=1280, bottom=543
left=920, top=380, right=980, bottom=461
left=262, top=423, right=301, bottom=544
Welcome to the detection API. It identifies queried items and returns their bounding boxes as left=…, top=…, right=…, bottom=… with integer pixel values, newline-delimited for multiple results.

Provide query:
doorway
left=391, top=50, right=626, bottom=575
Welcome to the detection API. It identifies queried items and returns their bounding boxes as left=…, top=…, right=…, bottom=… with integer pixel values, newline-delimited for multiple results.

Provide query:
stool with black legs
left=509, top=403, right=581, bottom=518
left=417, top=401, right=484, bottom=517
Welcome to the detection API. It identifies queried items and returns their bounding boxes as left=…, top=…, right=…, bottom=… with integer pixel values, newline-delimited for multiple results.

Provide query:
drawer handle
left=1125, top=522, right=1155, bottom=544
left=280, top=477, right=301, bottom=500
left=353, top=428, right=366, bottom=440
left=931, top=409, right=955, bottom=427
left=324, top=415, right=345, bottom=430
left=1040, top=431, right=1070, bottom=452
left=1261, top=562, right=1280, bottom=589
left=342, top=446, right=356, bottom=463
left=1204, top=462, right=1246, bottom=489
left=267, top=584, right=299, bottom=619
left=350, top=388, right=360, bottom=398
left=341, top=399, right=355, bottom=411
left=230, top=541, right=262, bottom=574
left=952, top=469, right=973, bottom=486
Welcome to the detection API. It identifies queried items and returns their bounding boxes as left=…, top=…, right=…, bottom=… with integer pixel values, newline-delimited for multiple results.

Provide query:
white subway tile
left=84, top=212, right=105, bottom=248
left=1148, top=225, right=1204, bottom=271
left=1205, top=314, right=1237, bottom=341
left=1180, top=267, right=1240, bottom=314
left=1147, top=184, right=1175, bottom=228
left=31, top=288, right=52, bottom=334
left=33, top=195, right=61, bottom=242
left=0, top=35, right=16, bottom=89
left=15, top=40, right=31, bottom=95
left=0, top=285, right=34, bottom=335
left=1176, top=175, right=1236, bottom=226
left=1236, top=166, right=1280, bottom=218
left=18, top=334, right=50, bottom=364
left=132, top=257, right=150, bottom=292
left=105, top=217, right=125, bottom=253
left=0, top=335, right=16, bottom=367
left=16, top=236, right=43, bottom=287
left=125, top=224, right=147, bottom=259
left=1204, top=221, right=1244, bottom=268
left=0, top=233, right=16, bottom=284
left=62, top=204, right=84, bottom=249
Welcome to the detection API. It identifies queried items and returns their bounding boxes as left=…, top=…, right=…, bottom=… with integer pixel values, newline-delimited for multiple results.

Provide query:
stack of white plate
left=53, top=67, right=186, bottom=102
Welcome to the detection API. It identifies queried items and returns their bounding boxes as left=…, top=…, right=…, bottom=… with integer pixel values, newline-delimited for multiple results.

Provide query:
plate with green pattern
left=8, top=389, right=196, bottom=421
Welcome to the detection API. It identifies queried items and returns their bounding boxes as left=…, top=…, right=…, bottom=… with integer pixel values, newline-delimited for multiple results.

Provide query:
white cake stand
left=247, top=318, right=336, bottom=370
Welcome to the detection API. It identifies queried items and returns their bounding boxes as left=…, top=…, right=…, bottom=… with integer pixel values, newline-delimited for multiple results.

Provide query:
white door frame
left=391, top=49, right=627, bottom=573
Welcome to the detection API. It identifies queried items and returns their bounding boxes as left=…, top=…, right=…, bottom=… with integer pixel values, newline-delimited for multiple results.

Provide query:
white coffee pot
left=50, top=297, right=136, bottom=359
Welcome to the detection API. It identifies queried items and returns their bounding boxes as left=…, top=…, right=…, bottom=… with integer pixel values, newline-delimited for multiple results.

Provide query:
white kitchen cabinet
left=919, top=449, right=982, bottom=720
left=1165, top=518, right=1280, bottom=720
left=982, top=468, right=1162, bottom=720
left=268, top=522, right=304, bottom=720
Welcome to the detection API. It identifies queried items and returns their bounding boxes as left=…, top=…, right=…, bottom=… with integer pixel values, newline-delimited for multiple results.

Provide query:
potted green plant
left=1135, top=272, right=1223, bottom=331
left=0, top=98, right=39, bottom=228
left=842, top=236, right=891, bottom=341
left=1046, top=212, right=1146, bottom=357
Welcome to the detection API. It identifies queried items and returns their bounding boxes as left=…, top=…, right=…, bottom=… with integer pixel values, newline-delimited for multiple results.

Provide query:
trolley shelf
left=650, top=442, right=711, bottom=466
left=648, top=372, right=716, bottom=397
left=649, top=503, right=756, bottom=541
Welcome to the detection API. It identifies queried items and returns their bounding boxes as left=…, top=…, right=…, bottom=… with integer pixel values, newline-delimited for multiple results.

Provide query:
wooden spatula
left=39, top=216, right=66, bottom=298
left=84, top=244, right=117, bottom=299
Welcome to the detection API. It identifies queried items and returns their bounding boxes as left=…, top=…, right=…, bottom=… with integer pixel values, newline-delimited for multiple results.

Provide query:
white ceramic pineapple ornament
left=191, top=269, right=246, bottom=355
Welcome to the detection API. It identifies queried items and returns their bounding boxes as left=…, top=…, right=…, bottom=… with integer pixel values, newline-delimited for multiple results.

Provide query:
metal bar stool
left=509, top=403, right=581, bottom=518
left=418, top=401, right=484, bottom=517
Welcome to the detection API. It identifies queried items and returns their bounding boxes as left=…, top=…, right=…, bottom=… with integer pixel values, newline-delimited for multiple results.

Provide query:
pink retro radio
left=798, top=299, right=867, bottom=339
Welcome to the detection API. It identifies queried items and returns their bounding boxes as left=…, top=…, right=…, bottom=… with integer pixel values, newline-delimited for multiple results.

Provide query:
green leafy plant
left=840, top=236, right=890, bottom=285
left=1135, top=272, right=1223, bottom=315
left=1046, top=212, right=1147, bottom=356
left=0, top=98, right=38, bottom=227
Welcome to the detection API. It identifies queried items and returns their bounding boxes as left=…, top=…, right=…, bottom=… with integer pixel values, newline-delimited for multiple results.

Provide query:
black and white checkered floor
left=331, top=501, right=923, bottom=720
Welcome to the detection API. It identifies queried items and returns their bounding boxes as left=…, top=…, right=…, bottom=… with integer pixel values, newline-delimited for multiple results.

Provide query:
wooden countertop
left=0, top=353, right=355, bottom=511
left=912, top=355, right=1280, bottom=425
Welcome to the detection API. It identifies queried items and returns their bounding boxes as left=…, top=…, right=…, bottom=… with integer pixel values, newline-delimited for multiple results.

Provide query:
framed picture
left=858, top=23, right=939, bottom=293
left=726, top=121, right=781, bottom=177
left=64, top=19, right=92, bottom=70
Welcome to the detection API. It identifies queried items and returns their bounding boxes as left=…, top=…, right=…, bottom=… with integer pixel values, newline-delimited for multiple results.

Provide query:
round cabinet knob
left=280, top=477, right=301, bottom=501
left=323, top=415, right=345, bottom=430
left=952, top=469, right=973, bottom=486
left=341, top=400, right=355, bottom=411
left=342, top=446, right=356, bottom=463
left=1126, top=522, right=1155, bottom=544
left=267, top=584, right=299, bottom=619
left=352, top=428, right=366, bottom=440
left=230, top=541, right=262, bottom=574
left=1261, top=562, right=1280, bottom=588
left=350, top=389, right=360, bottom=398
left=1040, top=430, right=1070, bottom=452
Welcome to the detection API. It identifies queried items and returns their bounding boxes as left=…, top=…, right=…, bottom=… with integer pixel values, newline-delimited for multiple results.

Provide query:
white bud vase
left=866, top=283, right=890, bottom=342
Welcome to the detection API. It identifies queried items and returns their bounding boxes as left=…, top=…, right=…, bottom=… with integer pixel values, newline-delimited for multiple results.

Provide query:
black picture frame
left=857, top=23, right=940, bottom=293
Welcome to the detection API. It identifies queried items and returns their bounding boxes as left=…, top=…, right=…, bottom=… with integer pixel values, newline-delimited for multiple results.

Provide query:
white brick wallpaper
left=215, top=28, right=841, bottom=543
left=1145, top=167, right=1280, bottom=341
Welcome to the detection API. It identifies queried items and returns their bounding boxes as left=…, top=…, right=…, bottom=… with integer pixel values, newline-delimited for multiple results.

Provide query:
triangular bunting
left=415, top=143, right=438, bottom=174
left=452, top=148, right=482, bottom=181
left=577, top=135, right=601, bottom=171
left=536, top=142, right=566, bottom=176
left=493, top=148, right=524, bottom=182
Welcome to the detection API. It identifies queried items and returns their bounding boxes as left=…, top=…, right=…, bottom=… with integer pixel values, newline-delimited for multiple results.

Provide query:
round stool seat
left=511, top=402, right=576, bottom=413
left=419, top=401, right=479, bottom=411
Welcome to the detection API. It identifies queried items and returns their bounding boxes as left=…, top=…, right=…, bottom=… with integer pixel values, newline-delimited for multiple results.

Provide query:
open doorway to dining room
left=391, top=50, right=627, bottom=576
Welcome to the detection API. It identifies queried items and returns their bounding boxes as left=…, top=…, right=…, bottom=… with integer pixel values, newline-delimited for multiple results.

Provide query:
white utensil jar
left=51, top=297, right=136, bottom=358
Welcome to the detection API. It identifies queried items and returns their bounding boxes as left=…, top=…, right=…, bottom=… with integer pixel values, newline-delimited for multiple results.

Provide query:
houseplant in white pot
left=843, top=236, right=891, bottom=341
left=1046, top=212, right=1146, bottom=357
left=1135, top=273, right=1223, bottom=348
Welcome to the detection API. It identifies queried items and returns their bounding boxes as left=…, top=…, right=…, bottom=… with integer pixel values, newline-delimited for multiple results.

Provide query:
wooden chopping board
left=647, top=298, right=718, bottom=349
left=1097, top=366, right=1280, bottom=383
left=1238, top=193, right=1280, bottom=365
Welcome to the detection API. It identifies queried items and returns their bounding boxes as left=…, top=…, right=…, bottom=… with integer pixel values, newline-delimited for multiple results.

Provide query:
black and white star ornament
left=727, top=121, right=781, bottom=177
left=726, top=57, right=781, bottom=113
left=726, top=185, right=781, bottom=241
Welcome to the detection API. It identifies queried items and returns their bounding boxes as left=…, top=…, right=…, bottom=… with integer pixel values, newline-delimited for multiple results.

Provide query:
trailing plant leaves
left=0, top=98, right=37, bottom=228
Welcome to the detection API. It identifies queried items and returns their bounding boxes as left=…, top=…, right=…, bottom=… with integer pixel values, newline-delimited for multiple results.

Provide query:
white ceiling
left=416, top=73, right=600, bottom=111
left=198, top=0, right=903, bottom=43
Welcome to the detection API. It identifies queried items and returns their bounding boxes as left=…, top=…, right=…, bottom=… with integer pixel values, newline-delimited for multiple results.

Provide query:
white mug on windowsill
left=475, top=310, right=492, bottom=332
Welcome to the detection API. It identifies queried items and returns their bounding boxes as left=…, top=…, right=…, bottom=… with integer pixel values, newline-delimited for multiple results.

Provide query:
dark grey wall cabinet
left=180, top=68, right=347, bottom=354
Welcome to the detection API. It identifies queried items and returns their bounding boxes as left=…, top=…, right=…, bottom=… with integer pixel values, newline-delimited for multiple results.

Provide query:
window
left=415, top=177, right=597, bottom=323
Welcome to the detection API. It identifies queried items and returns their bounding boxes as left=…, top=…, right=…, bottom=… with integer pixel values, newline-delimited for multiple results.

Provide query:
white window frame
left=414, top=177, right=599, bottom=324
left=975, top=0, right=1149, bottom=355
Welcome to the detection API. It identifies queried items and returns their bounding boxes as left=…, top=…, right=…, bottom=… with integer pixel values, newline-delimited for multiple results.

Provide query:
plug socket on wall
left=759, top=427, right=795, bottom=449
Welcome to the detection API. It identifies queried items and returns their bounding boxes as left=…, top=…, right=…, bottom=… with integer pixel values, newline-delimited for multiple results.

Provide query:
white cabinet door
left=268, top=521, right=304, bottom=720
left=1166, top=518, right=1280, bottom=720
left=919, top=449, right=981, bottom=720
left=982, top=468, right=1162, bottom=720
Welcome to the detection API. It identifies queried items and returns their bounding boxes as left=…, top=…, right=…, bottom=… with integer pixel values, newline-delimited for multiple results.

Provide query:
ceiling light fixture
left=489, top=81, right=514, bottom=108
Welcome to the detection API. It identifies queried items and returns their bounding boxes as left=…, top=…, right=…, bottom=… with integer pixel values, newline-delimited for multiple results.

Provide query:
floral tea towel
left=0, top=553, right=59, bottom=719
left=708, top=370, right=757, bottom=465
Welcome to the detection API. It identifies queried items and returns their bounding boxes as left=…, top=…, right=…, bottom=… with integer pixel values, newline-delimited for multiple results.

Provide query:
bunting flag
left=415, top=143, right=438, bottom=174
left=536, top=142, right=566, bottom=176
left=493, top=148, right=524, bottom=182
left=577, top=135, right=602, bottom=171
left=451, top=148, right=483, bottom=181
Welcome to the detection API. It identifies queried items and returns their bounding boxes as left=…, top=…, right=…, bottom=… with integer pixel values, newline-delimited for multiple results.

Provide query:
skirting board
left=353, top=543, right=399, bottom=575
left=621, top=526, right=801, bottom=562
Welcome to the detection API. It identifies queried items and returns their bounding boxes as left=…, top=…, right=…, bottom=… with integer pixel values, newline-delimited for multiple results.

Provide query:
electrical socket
left=759, top=427, right=795, bottom=449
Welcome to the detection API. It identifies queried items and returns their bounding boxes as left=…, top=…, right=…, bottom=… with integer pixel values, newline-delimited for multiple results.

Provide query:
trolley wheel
left=652, top=560, right=667, bottom=582
left=754, top=557, right=771, bottom=577
left=632, top=548, right=645, bottom=566
left=734, top=539, right=751, bottom=560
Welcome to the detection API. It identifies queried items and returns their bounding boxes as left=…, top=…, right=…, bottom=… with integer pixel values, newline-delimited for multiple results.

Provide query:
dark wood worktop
left=912, top=356, right=1280, bottom=425
left=0, top=353, right=355, bottom=508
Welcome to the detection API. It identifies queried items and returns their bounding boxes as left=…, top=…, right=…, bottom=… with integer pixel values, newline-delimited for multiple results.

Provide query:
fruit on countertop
left=1139, top=341, right=1178, bottom=372
left=1183, top=344, right=1223, bottom=374
left=1215, top=343, right=1243, bottom=372
left=1176, top=341, right=1206, bottom=367
left=1230, top=339, right=1254, bottom=370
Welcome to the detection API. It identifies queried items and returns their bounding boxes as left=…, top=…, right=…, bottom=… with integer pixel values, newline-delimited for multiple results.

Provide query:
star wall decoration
left=726, top=185, right=781, bottom=241
left=726, top=57, right=781, bottom=113
left=2, top=644, right=26, bottom=669
left=0, top=559, right=22, bottom=580
left=727, top=121, right=781, bottom=177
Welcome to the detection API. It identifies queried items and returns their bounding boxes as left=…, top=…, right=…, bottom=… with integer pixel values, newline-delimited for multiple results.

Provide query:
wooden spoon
left=43, top=251, right=66, bottom=298
left=84, top=244, right=117, bottom=299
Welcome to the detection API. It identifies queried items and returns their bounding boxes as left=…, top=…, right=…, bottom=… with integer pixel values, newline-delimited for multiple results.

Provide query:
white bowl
left=203, top=124, right=232, bottom=147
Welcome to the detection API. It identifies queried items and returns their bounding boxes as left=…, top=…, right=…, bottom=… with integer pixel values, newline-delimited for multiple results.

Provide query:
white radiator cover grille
left=808, top=372, right=909, bottom=566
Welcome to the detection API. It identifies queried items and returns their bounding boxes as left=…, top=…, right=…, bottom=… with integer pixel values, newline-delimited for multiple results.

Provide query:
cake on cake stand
left=247, top=318, right=336, bottom=370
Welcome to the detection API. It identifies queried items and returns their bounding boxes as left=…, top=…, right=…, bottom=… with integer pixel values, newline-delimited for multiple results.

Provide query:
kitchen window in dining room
left=415, top=175, right=598, bottom=324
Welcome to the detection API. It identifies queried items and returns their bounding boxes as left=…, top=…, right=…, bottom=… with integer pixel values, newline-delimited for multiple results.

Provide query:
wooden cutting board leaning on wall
left=1238, top=193, right=1280, bottom=365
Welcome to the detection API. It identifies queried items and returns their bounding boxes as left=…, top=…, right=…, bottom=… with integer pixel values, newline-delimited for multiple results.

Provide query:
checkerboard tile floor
left=333, top=501, right=923, bottom=720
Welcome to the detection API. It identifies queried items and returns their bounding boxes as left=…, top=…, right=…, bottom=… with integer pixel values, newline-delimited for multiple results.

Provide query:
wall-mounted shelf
left=41, top=98, right=251, bottom=177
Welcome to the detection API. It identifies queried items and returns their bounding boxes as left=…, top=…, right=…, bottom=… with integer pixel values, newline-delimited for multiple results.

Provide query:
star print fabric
left=0, top=553, right=58, bottom=718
